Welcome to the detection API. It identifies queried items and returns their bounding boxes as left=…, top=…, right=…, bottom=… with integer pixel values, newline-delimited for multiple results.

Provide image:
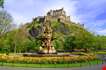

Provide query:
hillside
left=26, top=8, right=94, bottom=52
left=0, top=8, right=94, bottom=53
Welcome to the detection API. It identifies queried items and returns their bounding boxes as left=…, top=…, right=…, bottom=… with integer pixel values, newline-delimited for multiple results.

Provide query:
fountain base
left=39, top=46, right=56, bottom=54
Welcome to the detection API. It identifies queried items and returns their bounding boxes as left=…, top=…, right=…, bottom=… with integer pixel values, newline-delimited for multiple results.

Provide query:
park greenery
left=0, top=53, right=96, bottom=64
left=0, top=11, right=106, bottom=53
left=0, top=0, right=106, bottom=67
left=0, top=0, right=106, bottom=54
left=0, top=58, right=102, bottom=68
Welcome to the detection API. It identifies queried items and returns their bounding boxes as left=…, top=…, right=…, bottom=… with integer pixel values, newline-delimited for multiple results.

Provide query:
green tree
left=0, top=10, right=12, bottom=36
left=64, top=23, right=94, bottom=52
left=93, top=35, right=106, bottom=51
left=0, top=0, right=4, bottom=8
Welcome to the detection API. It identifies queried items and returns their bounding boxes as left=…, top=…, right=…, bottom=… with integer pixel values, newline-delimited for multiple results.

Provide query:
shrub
left=0, top=53, right=96, bottom=64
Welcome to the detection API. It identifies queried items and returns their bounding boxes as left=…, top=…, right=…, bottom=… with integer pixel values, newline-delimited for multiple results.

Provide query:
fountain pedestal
left=39, top=46, right=56, bottom=54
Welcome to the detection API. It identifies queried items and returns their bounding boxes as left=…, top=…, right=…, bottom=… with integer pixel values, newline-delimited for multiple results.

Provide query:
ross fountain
left=39, top=20, right=56, bottom=54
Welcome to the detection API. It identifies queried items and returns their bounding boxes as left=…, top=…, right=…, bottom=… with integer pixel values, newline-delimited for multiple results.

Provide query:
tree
left=0, top=0, right=4, bottom=8
left=93, top=35, right=106, bottom=51
left=64, top=35, right=76, bottom=52
left=64, top=23, right=94, bottom=52
left=0, top=10, right=12, bottom=36
left=0, top=0, right=12, bottom=36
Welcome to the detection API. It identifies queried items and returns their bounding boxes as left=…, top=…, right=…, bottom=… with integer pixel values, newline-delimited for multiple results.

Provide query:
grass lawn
left=0, top=60, right=102, bottom=68
left=96, top=51, right=106, bottom=54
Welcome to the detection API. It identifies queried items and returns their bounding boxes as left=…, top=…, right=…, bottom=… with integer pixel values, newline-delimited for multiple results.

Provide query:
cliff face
left=26, top=8, right=85, bottom=38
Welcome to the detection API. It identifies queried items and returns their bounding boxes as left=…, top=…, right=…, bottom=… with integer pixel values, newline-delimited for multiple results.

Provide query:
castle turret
left=46, top=8, right=70, bottom=22
left=34, top=8, right=71, bottom=23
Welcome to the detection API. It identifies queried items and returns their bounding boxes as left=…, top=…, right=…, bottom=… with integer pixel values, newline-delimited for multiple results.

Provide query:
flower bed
left=0, top=53, right=96, bottom=64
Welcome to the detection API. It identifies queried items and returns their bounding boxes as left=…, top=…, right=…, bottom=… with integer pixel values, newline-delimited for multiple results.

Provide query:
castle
left=34, top=8, right=70, bottom=23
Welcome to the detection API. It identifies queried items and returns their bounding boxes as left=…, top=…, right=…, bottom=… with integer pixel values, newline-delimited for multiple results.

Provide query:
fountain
left=23, top=8, right=71, bottom=56
left=39, top=20, right=56, bottom=54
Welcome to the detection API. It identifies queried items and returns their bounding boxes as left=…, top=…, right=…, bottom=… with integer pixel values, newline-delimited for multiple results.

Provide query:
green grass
left=0, top=60, right=102, bottom=68
left=96, top=51, right=106, bottom=54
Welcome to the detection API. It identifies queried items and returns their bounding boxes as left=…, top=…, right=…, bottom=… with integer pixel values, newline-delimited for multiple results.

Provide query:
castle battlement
left=46, top=8, right=70, bottom=22
left=34, top=8, right=70, bottom=23
left=47, top=8, right=66, bottom=16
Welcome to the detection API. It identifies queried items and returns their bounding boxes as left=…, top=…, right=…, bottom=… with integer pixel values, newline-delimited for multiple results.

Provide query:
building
left=34, top=8, right=70, bottom=23
left=46, top=8, right=70, bottom=22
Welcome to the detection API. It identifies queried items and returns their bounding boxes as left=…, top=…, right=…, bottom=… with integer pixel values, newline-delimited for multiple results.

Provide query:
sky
left=4, top=0, right=106, bottom=35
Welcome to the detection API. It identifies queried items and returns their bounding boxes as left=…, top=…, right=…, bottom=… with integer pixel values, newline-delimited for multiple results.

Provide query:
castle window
left=58, top=18, right=60, bottom=22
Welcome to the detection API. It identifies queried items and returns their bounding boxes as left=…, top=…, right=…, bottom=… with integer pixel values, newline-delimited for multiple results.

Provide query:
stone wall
left=47, top=8, right=70, bottom=22
left=34, top=8, right=70, bottom=23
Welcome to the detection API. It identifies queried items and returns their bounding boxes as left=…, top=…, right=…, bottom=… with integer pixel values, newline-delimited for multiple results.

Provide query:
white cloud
left=5, top=0, right=79, bottom=24
left=10, top=11, right=32, bottom=25
left=71, top=0, right=106, bottom=35
left=97, top=29, right=106, bottom=35
left=4, top=0, right=106, bottom=35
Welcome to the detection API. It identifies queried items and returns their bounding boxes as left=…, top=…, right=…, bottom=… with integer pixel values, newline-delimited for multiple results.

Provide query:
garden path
left=0, top=64, right=102, bottom=70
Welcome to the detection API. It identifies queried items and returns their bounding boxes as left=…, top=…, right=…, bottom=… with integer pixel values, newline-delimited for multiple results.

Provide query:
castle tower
left=46, top=8, right=70, bottom=22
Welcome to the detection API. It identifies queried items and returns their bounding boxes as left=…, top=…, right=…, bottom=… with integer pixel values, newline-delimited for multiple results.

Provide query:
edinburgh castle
left=34, top=8, right=70, bottom=23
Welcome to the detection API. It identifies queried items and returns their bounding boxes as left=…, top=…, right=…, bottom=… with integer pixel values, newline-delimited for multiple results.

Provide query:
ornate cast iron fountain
left=39, top=20, right=56, bottom=54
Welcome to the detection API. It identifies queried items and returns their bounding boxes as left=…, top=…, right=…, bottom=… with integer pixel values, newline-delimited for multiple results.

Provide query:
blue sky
left=4, top=0, right=106, bottom=35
